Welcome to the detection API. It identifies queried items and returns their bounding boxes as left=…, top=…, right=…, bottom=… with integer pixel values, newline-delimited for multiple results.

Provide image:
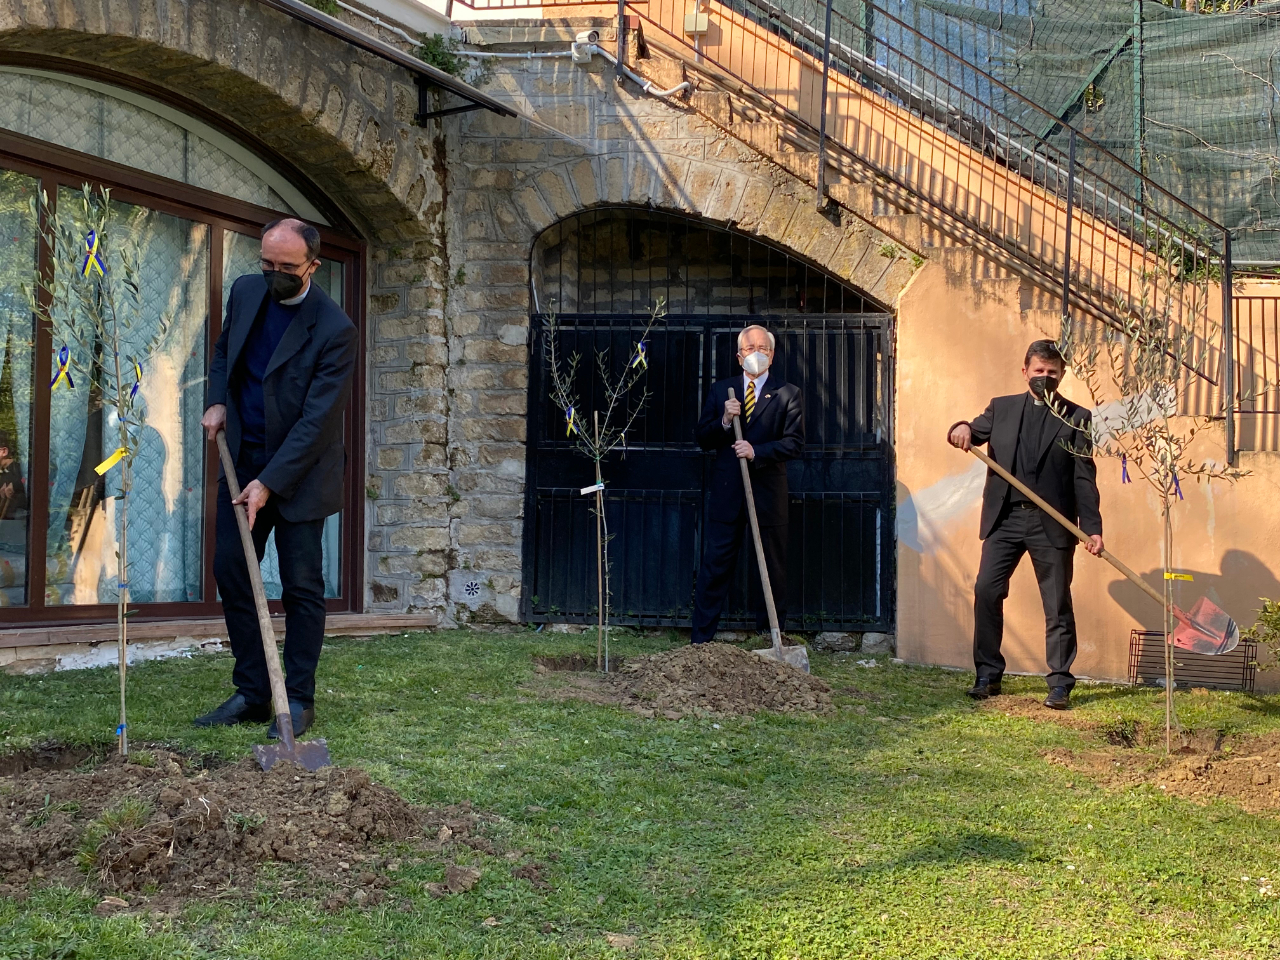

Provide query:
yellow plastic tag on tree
left=94, top=447, right=128, bottom=475
left=1164, top=572, right=1194, bottom=581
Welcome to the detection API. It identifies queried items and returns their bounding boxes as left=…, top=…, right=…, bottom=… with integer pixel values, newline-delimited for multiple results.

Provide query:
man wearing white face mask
left=691, top=325, right=805, bottom=643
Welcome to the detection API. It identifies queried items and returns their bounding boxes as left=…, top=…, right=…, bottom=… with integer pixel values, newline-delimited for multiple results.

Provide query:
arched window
left=0, top=67, right=363, bottom=621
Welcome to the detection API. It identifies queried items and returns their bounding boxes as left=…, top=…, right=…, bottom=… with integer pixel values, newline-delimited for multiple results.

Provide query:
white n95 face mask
left=742, top=351, right=770, bottom=376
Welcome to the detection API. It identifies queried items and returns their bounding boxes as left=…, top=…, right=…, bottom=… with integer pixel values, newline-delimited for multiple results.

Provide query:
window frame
left=0, top=126, right=366, bottom=624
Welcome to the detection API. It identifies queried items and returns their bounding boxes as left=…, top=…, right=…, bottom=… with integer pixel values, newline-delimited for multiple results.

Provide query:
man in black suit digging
left=948, top=340, right=1103, bottom=710
left=692, top=324, right=804, bottom=644
left=194, top=218, right=357, bottom=738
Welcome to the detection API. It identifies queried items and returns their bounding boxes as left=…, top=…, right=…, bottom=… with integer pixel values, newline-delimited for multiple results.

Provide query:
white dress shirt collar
left=743, top=370, right=769, bottom=400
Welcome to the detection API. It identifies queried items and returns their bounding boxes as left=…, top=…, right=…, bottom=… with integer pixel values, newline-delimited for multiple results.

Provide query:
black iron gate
left=521, top=313, right=894, bottom=632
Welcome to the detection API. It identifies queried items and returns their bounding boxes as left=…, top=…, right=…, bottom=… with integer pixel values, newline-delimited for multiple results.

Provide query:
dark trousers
left=691, top=514, right=787, bottom=643
left=213, top=442, right=326, bottom=707
left=973, top=504, right=1078, bottom=689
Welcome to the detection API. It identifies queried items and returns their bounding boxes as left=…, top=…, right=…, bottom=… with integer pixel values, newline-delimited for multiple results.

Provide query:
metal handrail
left=736, top=0, right=1222, bottom=239
left=446, top=0, right=1236, bottom=458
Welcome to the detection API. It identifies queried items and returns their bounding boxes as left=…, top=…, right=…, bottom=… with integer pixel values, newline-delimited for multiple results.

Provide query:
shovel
left=216, top=430, right=332, bottom=771
left=967, top=446, right=1239, bottom=655
left=727, top=388, right=810, bottom=673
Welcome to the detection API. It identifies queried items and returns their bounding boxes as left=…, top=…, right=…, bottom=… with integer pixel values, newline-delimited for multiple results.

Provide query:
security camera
left=575, top=29, right=600, bottom=45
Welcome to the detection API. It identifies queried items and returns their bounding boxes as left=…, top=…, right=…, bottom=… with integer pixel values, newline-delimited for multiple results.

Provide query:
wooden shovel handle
left=728, top=388, right=782, bottom=651
left=967, top=445, right=1166, bottom=608
left=215, top=431, right=295, bottom=749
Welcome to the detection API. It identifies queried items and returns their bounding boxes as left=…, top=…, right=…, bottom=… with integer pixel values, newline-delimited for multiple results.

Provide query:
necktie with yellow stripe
left=744, top=379, right=756, bottom=424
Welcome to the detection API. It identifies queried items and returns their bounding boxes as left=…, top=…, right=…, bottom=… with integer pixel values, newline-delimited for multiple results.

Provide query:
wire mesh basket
left=1128, top=630, right=1257, bottom=693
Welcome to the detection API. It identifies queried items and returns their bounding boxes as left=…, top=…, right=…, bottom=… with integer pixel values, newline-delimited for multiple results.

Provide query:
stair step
left=690, top=90, right=732, bottom=126
left=826, top=182, right=875, bottom=216
left=873, top=214, right=923, bottom=250
left=730, top=121, right=784, bottom=155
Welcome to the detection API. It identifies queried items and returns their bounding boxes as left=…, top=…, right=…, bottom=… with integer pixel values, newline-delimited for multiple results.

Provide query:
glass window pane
left=46, top=192, right=209, bottom=605
left=0, top=69, right=302, bottom=215
left=0, top=168, right=37, bottom=607
left=221, top=230, right=343, bottom=600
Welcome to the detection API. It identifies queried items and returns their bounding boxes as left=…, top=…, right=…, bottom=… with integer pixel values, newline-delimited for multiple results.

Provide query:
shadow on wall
left=895, top=467, right=985, bottom=663
left=1106, top=549, right=1280, bottom=634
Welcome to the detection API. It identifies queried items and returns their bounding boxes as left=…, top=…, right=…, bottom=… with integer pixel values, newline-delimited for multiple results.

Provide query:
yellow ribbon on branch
left=94, top=447, right=128, bottom=476
left=1164, top=572, right=1194, bottom=581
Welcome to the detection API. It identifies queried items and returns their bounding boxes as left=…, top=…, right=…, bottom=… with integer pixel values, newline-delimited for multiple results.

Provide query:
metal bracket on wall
left=415, top=76, right=485, bottom=125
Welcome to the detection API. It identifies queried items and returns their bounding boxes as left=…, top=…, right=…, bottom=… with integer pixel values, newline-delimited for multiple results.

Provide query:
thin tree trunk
left=594, top=412, right=604, bottom=672
left=1163, top=498, right=1174, bottom=754
left=113, top=345, right=129, bottom=757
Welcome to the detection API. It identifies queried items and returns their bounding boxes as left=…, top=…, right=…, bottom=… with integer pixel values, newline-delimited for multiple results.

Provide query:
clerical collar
left=280, top=283, right=311, bottom=307
left=1032, top=398, right=1045, bottom=406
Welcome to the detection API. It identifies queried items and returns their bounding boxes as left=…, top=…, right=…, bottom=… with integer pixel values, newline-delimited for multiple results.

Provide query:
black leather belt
left=1011, top=500, right=1039, bottom=510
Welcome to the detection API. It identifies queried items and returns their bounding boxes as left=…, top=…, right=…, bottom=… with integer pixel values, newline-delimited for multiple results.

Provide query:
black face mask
left=1029, top=374, right=1060, bottom=399
left=263, top=269, right=306, bottom=303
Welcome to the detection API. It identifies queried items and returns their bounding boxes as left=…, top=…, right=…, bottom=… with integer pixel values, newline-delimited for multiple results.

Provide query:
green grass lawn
left=3, top=629, right=1280, bottom=958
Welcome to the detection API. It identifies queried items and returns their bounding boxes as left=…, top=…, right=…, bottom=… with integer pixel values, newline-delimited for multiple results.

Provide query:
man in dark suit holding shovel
left=194, top=218, right=357, bottom=737
left=947, top=340, right=1103, bottom=710
left=692, top=325, right=804, bottom=644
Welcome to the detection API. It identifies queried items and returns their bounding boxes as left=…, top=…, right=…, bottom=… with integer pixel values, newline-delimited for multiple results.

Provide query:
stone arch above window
left=0, top=66, right=327, bottom=223
left=531, top=206, right=888, bottom=317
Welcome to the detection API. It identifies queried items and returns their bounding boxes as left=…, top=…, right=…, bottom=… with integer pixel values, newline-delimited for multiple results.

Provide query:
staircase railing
left=446, top=0, right=1236, bottom=459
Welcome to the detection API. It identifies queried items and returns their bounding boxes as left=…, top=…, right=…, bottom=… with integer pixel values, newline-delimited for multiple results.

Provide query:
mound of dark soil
left=534, top=642, right=832, bottom=718
left=0, top=745, right=499, bottom=908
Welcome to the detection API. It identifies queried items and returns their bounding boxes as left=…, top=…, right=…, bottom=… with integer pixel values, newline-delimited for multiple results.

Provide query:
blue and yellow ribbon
left=1172, top=470, right=1184, bottom=501
left=565, top=406, right=579, bottom=437
left=129, top=358, right=142, bottom=401
left=94, top=447, right=128, bottom=476
left=630, top=341, right=648, bottom=371
left=49, top=345, right=74, bottom=391
left=1121, top=454, right=1130, bottom=484
left=81, top=231, right=106, bottom=278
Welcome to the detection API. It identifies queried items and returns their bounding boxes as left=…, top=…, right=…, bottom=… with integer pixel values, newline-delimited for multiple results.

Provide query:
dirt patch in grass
left=531, top=642, right=832, bottom=719
left=981, top=696, right=1280, bottom=813
left=534, top=653, right=626, bottom=672
left=0, top=744, right=507, bottom=910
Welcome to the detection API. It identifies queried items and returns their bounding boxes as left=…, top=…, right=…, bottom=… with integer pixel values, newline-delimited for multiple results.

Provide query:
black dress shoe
left=1044, top=686, right=1071, bottom=710
left=966, top=678, right=1002, bottom=700
left=193, top=693, right=271, bottom=727
left=267, top=702, right=316, bottom=740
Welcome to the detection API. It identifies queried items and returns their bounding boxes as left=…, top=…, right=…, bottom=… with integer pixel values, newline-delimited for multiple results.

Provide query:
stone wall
left=391, top=41, right=921, bottom=626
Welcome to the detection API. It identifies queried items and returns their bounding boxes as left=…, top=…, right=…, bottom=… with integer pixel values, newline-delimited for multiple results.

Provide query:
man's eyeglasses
left=260, top=258, right=311, bottom=274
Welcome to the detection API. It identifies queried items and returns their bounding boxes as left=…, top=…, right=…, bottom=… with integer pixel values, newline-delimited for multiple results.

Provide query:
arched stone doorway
left=523, top=207, right=895, bottom=633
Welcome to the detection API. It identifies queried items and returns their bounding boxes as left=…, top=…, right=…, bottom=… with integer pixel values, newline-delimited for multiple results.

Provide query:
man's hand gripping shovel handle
left=966, top=446, right=1166, bottom=608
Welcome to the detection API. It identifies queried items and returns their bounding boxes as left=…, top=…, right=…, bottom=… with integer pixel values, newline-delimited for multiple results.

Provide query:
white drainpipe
left=464, top=39, right=693, bottom=101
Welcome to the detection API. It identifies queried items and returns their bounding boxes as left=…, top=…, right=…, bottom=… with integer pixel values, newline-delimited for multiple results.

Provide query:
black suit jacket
left=695, top=375, right=804, bottom=526
left=208, top=275, right=358, bottom=522
left=951, top=392, right=1102, bottom=549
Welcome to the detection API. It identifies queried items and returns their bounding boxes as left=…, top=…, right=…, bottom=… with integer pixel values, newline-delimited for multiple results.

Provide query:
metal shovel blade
left=753, top=640, right=811, bottom=674
left=252, top=711, right=331, bottom=773
left=253, top=736, right=332, bottom=773
left=1171, top=596, right=1240, bottom=656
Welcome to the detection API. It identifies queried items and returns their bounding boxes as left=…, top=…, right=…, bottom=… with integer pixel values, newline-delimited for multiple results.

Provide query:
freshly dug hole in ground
left=0, top=745, right=501, bottom=908
left=981, top=695, right=1280, bottom=813
left=532, top=642, right=832, bottom=718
